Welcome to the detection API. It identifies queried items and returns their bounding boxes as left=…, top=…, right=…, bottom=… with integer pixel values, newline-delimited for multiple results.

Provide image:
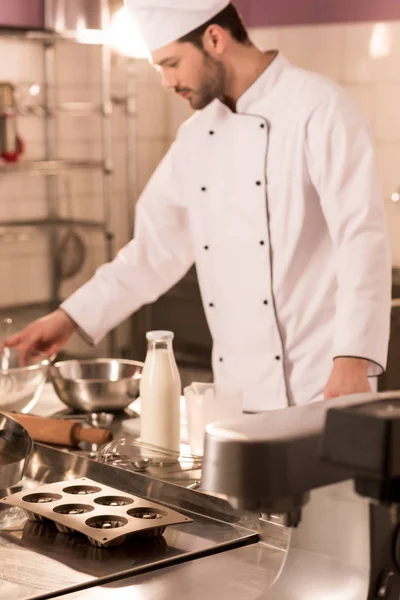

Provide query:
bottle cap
left=146, top=330, right=174, bottom=342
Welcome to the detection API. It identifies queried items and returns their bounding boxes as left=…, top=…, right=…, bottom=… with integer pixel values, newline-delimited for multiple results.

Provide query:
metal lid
left=146, top=331, right=174, bottom=342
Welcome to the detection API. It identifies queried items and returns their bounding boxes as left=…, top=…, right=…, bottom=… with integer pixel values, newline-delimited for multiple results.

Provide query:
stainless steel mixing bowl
left=49, top=359, right=144, bottom=412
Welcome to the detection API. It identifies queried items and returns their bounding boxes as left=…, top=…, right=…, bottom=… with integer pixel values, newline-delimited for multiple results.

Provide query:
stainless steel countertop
left=13, top=378, right=398, bottom=600
left=0, top=384, right=288, bottom=600
left=56, top=543, right=284, bottom=600
left=0, top=441, right=267, bottom=600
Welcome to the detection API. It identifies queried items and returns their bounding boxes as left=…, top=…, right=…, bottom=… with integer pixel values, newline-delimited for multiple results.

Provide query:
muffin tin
left=0, top=477, right=192, bottom=548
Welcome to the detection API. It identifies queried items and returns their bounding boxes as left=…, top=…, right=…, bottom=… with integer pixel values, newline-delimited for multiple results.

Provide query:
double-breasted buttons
left=256, top=165, right=268, bottom=306
left=202, top=119, right=277, bottom=379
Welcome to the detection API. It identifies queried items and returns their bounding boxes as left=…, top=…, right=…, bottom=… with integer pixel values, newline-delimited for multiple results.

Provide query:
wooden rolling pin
left=4, top=413, right=113, bottom=447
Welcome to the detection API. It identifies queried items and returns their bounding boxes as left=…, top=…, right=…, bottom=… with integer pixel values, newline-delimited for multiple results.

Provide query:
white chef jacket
left=62, top=53, right=391, bottom=412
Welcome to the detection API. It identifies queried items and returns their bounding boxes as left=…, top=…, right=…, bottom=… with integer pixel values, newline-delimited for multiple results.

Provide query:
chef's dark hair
left=179, top=3, right=250, bottom=48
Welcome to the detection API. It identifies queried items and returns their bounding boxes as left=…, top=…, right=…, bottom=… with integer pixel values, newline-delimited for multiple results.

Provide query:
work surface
left=56, top=543, right=284, bottom=600
left=0, top=386, right=285, bottom=600
left=0, top=442, right=264, bottom=600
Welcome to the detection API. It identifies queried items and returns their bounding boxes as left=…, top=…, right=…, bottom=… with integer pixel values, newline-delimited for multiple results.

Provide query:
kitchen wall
left=234, top=0, right=400, bottom=26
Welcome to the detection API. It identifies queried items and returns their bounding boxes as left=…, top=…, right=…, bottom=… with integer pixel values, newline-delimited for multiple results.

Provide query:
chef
left=3, top=1, right=391, bottom=412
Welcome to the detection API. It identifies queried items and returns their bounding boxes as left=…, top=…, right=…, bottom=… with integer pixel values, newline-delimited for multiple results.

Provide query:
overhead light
left=369, top=23, right=392, bottom=59
left=29, top=84, right=41, bottom=97
left=75, top=29, right=104, bottom=44
left=74, top=14, right=104, bottom=45
left=110, top=6, right=149, bottom=58
left=391, top=192, right=400, bottom=203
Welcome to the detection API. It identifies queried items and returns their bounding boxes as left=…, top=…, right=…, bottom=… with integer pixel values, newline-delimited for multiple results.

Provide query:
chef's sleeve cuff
left=333, top=355, right=384, bottom=377
left=59, top=307, right=95, bottom=347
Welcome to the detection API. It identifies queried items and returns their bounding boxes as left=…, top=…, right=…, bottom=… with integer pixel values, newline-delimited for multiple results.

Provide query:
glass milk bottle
left=139, top=330, right=181, bottom=453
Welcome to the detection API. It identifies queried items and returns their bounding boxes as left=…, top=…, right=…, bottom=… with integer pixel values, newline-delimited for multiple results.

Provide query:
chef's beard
left=176, top=51, right=227, bottom=110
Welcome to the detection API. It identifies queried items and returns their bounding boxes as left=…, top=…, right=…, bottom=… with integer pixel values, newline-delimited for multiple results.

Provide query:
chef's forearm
left=60, top=222, right=194, bottom=346
left=332, top=227, right=391, bottom=376
left=60, top=143, right=196, bottom=345
left=306, top=95, right=391, bottom=375
left=60, top=255, right=189, bottom=346
left=332, top=296, right=391, bottom=376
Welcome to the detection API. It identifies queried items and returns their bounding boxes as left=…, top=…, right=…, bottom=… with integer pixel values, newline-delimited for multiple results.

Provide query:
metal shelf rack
left=0, top=0, right=117, bottom=355
left=0, top=159, right=104, bottom=174
left=0, top=218, right=106, bottom=230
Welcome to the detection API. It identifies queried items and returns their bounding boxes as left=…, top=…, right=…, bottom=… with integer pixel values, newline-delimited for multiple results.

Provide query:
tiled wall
left=0, top=37, right=171, bottom=355
left=0, top=38, right=48, bottom=308
left=234, top=0, right=400, bottom=26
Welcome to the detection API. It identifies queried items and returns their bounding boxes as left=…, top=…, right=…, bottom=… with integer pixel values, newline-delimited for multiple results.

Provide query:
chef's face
left=152, top=41, right=227, bottom=110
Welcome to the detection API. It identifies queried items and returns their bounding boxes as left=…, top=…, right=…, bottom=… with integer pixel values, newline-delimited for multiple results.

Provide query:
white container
left=183, top=383, right=243, bottom=456
left=139, top=330, right=181, bottom=453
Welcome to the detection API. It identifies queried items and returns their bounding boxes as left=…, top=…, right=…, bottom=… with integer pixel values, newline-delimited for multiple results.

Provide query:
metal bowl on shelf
left=49, top=359, right=144, bottom=413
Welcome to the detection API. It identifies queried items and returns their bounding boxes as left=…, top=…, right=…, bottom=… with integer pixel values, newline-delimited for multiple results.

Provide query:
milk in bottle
left=139, top=330, right=181, bottom=452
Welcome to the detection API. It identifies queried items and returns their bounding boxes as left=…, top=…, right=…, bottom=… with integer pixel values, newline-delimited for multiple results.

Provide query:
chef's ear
left=202, top=24, right=228, bottom=56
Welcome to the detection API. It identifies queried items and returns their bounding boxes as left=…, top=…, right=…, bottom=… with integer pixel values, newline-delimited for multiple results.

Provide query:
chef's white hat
left=124, top=0, right=232, bottom=52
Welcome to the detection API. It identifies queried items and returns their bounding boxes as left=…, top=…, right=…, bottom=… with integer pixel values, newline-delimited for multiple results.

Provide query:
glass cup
left=183, top=382, right=243, bottom=456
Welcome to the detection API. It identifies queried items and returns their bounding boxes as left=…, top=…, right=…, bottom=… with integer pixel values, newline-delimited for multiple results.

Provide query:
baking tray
left=1, top=477, right=192, bottom=548
left=0, top=442, right=259, bottom=600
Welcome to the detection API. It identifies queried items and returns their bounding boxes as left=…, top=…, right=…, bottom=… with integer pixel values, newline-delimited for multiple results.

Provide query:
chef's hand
left=1, top=309, right=77, bottom=366
left=323, top=357, right=371, bottom=400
